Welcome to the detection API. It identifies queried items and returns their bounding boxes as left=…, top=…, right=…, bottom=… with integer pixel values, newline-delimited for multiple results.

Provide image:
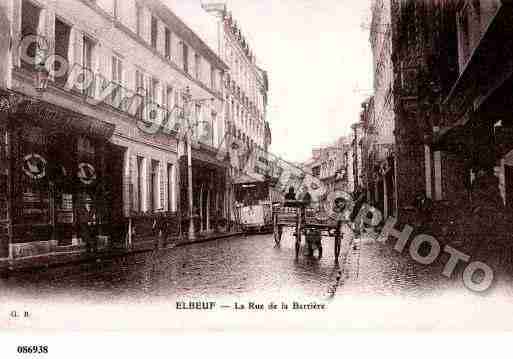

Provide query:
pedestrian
left=76, top=196, right=97, bottom=254
left=285, top=186, right=296, bottom=201
left=301, top=186, right=312, bottom=206
left=414, top=191, right=433, bottom=232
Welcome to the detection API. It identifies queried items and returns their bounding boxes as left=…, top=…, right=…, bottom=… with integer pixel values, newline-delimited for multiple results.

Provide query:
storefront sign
left=0, top=92, right=115, bottom=140
left=77, top=163, right=96, bottom=185
left=22, top=153, right=47, bottom=180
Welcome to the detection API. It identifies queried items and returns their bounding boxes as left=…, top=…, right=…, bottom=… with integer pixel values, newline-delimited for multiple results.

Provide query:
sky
left=170, top=0, right=374, bottom=164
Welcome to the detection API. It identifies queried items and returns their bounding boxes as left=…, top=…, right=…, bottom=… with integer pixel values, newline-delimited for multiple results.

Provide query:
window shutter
left=44, top=9, right=55, bottom=63
left=95, top=46, right=109, bottom=100
left=73, top=29, right=83, bottom=69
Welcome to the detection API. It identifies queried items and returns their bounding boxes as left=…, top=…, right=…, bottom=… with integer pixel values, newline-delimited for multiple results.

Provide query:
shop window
left=76, top=137, right=99, bottom=224
left=21, top=0, right=42, bottom=71
left=15, top=126, right=50, bottom=225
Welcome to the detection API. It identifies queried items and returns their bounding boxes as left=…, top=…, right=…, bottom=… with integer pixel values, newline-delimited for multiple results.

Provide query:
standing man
left=76, top=196, right=97, bottom=254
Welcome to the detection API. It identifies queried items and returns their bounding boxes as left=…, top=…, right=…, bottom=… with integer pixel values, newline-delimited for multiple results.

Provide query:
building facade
left=364, top=0, right=513, bottom=269
left=303, top=136, right=353, bottom=196
left=0, top=0, right=227, bottom=259
left=365, top=0, right=397, bottom=219
left=202, top=3, right=271, bottom=178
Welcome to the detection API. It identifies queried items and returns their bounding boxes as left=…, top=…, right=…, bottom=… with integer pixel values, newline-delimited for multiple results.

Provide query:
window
left=136, top=156, right=144, bottom=212
left=135, top=70, right=145, bottom=119
left=21, top=0, right=42, bottom=70
left=166, top=86, right=173, bottom=110
left=194, top=54, right=201, bottom=80
left=82, top=37, right=94, bottom=70
left=111, top=56, right=123, bottom=84
left=165, top=28, right=171, bottom=59
left=82, top=36, right=95, bottom=96
left=150, top=78, right=158, bottom=102
left=150, top=160, right=159, bottom=212
left=182, top=42, right=189, bottom=73
left=135, top=70, right=145, bottom=94
left=210, top=65, right=216, bottom=90
left=54, top=18, right=71, bottom=86
left=111, top=56, right=123, bottom=106
left=195, top=103, right=201, bottom=126
left=146, top=77, right=159, bottom=122
left=151, top=16, right=158, bottom=49
left=136, top=3, right=143, bottom=37
left=113, top=0, right=119, bottom=18
left=16, top=126, right=50, bottom=225
left=167, top=164, right=175, bottom=212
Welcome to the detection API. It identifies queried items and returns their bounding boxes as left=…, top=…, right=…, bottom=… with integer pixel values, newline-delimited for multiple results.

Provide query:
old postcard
left=0, top=0, right=512, bottom=342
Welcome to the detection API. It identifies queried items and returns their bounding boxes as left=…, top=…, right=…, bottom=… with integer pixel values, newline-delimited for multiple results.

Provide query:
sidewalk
left=0, top=231, right=243, bottom=275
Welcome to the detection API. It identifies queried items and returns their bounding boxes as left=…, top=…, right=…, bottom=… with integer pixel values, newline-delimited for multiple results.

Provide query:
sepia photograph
left=0, top=0, right=513, bottom=344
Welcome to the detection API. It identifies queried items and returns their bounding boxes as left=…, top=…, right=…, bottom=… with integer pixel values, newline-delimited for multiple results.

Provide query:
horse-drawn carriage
left=273, top=199, right=344, bottom=263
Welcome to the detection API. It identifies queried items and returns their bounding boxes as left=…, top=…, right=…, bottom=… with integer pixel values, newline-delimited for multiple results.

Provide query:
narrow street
left=0, top=227, right=475, bottom=303
left=4, top=231, right=513, bottom=331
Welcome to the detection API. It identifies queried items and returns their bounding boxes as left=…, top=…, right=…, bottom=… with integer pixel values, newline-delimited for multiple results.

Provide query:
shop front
left=179, top=145, right=230, bottom=235
left=0, top=90, right=117, bottom=259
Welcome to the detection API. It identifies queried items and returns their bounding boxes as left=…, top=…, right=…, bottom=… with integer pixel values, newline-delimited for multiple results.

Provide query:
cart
left=273, top=200, right=343, bottom=263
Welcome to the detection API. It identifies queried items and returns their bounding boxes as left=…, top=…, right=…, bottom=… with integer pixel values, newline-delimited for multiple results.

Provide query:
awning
left=190, top=146, right=230, bottom=169
left=0, top=89, right=115, bottom=140
left=234, top=172, right=265, bottom=185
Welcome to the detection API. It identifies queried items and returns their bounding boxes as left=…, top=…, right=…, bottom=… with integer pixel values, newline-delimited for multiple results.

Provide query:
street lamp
left=181, top=86, right=215, bottom=241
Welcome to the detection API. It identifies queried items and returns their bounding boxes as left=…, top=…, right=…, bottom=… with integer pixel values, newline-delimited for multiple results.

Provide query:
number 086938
left=17, top=346, right=49, bottom=354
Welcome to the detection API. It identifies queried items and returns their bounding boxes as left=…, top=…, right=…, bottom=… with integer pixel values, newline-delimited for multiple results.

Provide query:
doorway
left=105, top=144, right=125, bottom=245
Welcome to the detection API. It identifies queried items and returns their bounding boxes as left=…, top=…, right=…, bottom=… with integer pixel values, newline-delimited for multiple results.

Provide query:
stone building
left=368, top=0, right=513, bottom=266
left=303, top=136, right=353, bottom=195
left=364, top=0, right=397, bottom=219
left=365, top=0, right=461, bottom=223
left=200, top=2, right=271, bottom=178
left=0, top=0, right=227, bottom=260
left=167, top=1, right=271, bottom=226
left=432, top=0, right=513, bottom=264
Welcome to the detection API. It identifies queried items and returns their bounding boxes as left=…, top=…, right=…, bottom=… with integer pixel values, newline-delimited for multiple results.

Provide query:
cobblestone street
left=1, top=225, right=490, bottom=303
left=4, top=228, right=513, bottom=331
